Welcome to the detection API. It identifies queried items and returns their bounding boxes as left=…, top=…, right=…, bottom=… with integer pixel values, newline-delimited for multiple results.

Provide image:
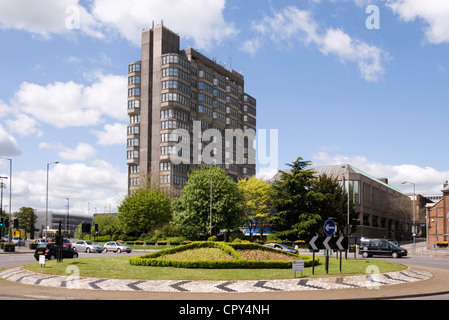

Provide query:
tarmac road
left=1, top=242, right=449, bottom=301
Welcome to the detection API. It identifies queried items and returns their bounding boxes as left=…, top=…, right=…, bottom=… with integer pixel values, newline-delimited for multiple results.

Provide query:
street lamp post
left=66, top=197, right=70, bottom=237
left=45, top=161, right=59, bottom=239
left=0, top=157, right=12, bottom=243
left=402, top=181, right=416, bottom=253
left=210, top=173, right=213, bottom=237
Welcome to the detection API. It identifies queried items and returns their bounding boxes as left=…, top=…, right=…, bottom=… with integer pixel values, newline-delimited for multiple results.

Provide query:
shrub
left=207, top=236, right=218, bottom=242
left=129, top=241, right=319, bottom=269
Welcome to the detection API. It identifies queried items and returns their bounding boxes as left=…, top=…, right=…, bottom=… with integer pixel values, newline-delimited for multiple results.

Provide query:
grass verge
left=25, top=256, right=405, bottom=281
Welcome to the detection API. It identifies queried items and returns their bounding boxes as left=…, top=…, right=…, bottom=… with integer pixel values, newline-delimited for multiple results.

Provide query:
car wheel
left=49, top=255, right=56, bottom=260
left=72, top=253, right=78, bottom=258
left=73, top=247, right=77, bottom=252
left=392, top=252, right=399, bottom=258
left=362, top=252, right=369, bottom=258
left=117, top=248, right=121, bottom=253
left=86, top=248, right=91, bottom=253
left=103, top=248, right=107, bottom=253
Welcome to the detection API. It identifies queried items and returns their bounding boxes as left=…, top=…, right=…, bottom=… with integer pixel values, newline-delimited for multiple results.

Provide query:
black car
left=34, top=243, right=79, bottom=261
left=359, top=238, right=407, bottom=258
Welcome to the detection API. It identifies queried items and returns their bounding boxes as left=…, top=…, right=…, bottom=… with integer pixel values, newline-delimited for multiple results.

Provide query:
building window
left=128, top=63, right=141, bottom=73
left=128, top=88, right=140, bottom=97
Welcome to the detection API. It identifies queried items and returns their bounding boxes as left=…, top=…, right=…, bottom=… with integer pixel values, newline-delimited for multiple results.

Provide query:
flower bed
left=129, top=241, right=318, bottom=269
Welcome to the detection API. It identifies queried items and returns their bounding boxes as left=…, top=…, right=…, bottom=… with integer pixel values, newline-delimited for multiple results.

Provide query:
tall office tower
left=127, top=25, right=256, bottom=195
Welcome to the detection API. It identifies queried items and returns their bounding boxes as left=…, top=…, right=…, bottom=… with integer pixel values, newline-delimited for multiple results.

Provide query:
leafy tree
left=271, top=157, right=324, bottom=241
left=173, top=166, right=244, bottom=239
left=311, top=174, right=357, bottom=235
left=13, top=207, right=38, bottom=238
left=238, top=176, right=273, bottom=239
left=118, top=189, right=172, bottom=237
left=93, top=213, right=119, bottom=239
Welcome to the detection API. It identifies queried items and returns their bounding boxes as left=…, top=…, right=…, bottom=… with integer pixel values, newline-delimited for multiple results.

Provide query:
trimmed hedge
left=129, top=241, right=319, bottom=269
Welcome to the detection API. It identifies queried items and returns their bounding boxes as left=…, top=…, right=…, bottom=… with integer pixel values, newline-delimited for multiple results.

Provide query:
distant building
left=270, top=164, right=413, bottom=239
left=427, top=182, right=449, bottom=247
left=34, top=210, right=93, bottom=238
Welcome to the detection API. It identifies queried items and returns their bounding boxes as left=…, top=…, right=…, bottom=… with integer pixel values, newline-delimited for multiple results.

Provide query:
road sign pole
left=312, top=251, right=315, bottom=275
left=325, top=252, right=329, bottom=275
left=340, top=250, right=342, bottom=273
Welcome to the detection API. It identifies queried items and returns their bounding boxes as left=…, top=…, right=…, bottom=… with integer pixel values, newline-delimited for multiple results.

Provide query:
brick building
left=427, top=181, right=449, bottom=247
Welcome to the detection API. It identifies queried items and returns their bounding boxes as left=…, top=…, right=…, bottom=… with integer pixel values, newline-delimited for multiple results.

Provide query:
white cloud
left=386, top=0, right=449, bottom=44
left=7, top=72, right=127, bottom=129
left=312, top=151, right=449, bottom=195
left=39, top=142, right=97, bottom=162
left=0, top=0, right=103, bottom=39
left=58, top=143, right=97, bottom=162
left=6, top=113, right=42, bottom=137
left=91, top=123, right=127, bottom=146
left=0, top=124, right=21, bottom=157
left=246, top=6, right=387, bottom=82
left=90, top=0, right=237, bottom=49
left=10, top=161, right=127, bottom=213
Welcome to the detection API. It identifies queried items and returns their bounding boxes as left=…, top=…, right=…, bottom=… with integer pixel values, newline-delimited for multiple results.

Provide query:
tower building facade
left=127, top=25, right=256, bottom=194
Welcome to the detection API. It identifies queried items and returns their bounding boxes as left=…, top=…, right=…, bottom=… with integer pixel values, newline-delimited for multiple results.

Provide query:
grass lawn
left=25, top=255, right=405, bottom=281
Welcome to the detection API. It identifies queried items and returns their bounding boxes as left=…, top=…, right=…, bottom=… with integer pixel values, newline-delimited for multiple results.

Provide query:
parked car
left=36, top=238, right=52, bottom=244
left=103, top=241, right=132, bottom=253
left=63, top=238, right=73, bottom=248
left=73, top=240, right=103, bottom=253
left=11, top=237, right=25, bottom=246
left=359, top=238, right=407, bottom=258
left=263, top=243, right=299, bottom=254
left=34, top=243, right=79, bottom=260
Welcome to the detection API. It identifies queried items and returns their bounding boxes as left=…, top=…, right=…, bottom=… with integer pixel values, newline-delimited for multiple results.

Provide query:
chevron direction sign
left=309, top=236, right=348, bottom=252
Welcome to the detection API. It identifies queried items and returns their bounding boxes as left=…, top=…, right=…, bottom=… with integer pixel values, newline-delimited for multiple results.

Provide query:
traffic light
left=0, top=217, right=3, bottom=227
left=13, top=218, right=18, bottom=228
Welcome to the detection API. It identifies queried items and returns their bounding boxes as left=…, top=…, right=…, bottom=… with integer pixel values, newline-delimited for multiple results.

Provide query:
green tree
left=271, top=157, right=324, bottom=240
left=311, top=174, right=358, bottom=235
left=118, top=189, right=172, bottom=237
left=173, top=166, right=244, bottom=239
left=93, top=213, right=120, bottom=239
left=13, top=207, right=38, bottom=238
left=238, top=176, right=273, bottom=239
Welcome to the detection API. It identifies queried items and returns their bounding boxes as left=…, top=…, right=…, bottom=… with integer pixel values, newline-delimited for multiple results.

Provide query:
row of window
left=162, top=80, right=190, bottom=94
left=127, top=138, right=139, bottom=147
left=161, top=120, right=190, bottom=131
left=160, top=146, right=190, bottom=158
left=128, top=100, right=140, bottom=109
left=129, top=115, right=140, bottom=124
left=162, top=54, right=190, bottom=70
left=161, top=133, right=189, bottom=144
left=128, top=88, right=140, bottom=97
left=127, top=150, right=139, bottom=159
left=127, top=126, right=139, bottom=135
left=128, top=75, right=140, bottom=85
left=162, top=67, right=190, bottom=82
left=160, top=109, right=189, bottom=122
left=128, top=63, right=141, bottom=73
left=161, top=92, right=191, bottom=108
left=129, top=177, right=140, bottom=186
left=160, top=174, right=187, bottom=185
left=159, top=162, right=190, bottom=173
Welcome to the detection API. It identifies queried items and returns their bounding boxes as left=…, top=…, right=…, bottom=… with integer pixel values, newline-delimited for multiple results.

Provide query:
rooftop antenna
left=228, top=40, right=233, bottom=70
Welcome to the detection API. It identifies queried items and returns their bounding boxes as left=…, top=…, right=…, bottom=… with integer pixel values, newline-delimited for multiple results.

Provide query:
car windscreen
left=388, top=241, right=399, bottom=247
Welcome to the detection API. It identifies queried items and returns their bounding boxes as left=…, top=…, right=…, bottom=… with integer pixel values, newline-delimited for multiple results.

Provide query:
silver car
left=73, top=240, right=103, bottom=253
left=103, top=241, right=132, bottom=253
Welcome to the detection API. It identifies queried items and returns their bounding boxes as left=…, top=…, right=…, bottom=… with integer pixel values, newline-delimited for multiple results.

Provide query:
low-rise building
left=427, top=182, right=449, bottom=247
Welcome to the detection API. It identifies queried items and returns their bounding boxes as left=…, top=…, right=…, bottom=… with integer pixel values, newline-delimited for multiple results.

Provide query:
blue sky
left=1, top=0, right=449, bottom=214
